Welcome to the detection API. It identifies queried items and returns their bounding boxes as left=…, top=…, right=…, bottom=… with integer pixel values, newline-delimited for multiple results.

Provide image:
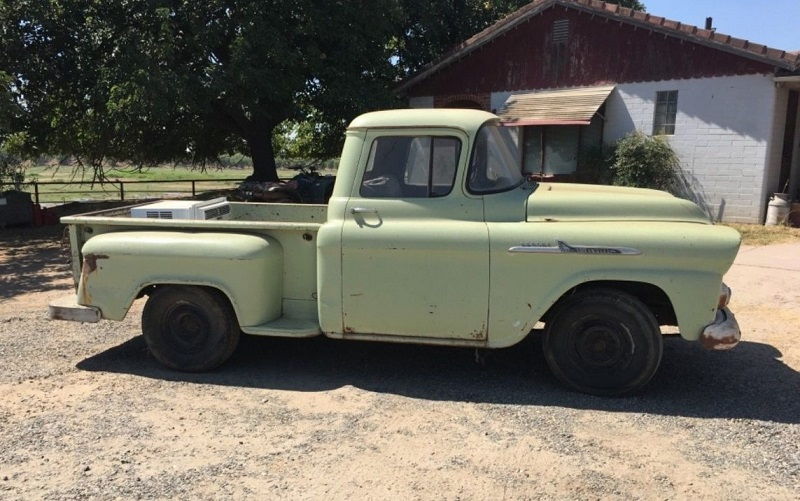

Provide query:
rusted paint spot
left=78, top=253, right=108, bottom=305
left=699, top=334, right=740, bottom=350
left=527, top=303, right=532, bottom=309
left=469, top=323, right=487, bottom=339
left=343, top=326, right=355, bottom=334
left=83, top=253, right=109, bottom=273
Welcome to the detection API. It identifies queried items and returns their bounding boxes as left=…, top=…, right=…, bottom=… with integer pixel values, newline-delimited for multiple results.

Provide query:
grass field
left=18, top=165, right=299, bottom=204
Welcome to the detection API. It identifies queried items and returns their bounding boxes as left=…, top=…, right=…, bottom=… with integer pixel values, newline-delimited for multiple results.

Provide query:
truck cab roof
left=347, top=108, right=498, bottom=131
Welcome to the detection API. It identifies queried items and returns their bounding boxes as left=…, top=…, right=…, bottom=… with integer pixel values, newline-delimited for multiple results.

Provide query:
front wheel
left=142, top=285, right=240, bottom=372
left=542, top=288, right=663, bottom=396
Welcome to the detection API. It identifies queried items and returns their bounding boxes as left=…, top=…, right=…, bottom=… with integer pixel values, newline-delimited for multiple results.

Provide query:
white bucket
left=765, top=193, right=791, bottom=226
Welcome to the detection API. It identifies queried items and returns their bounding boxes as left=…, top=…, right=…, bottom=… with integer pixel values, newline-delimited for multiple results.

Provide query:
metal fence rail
left=1, top=178, right=248, bottom=205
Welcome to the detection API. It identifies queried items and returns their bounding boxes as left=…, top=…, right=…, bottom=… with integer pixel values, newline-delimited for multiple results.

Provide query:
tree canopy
left=0, top=0, right=645, bottom=180
left=0, top=1, right=402, bottom=181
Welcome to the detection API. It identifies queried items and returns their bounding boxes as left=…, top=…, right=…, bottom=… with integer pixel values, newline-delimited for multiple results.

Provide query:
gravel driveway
left=0, top=226, right=798, bottom=499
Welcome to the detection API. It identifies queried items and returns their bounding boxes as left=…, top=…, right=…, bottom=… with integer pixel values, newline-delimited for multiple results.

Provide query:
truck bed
left=61, top=201, right=327, bottom=330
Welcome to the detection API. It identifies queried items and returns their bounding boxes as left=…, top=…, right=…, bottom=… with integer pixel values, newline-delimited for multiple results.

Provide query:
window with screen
left=360, top=136, right=461, bottom=198
left=653, top=90, right=678, bottom=135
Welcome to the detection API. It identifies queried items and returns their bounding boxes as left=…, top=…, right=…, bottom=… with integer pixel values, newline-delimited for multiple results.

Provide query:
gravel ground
left=0, top=225, right=798, bottom=500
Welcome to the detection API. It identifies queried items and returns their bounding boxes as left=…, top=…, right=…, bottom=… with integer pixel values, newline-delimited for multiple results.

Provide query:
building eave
left=396, top=0, right=800, bottom=96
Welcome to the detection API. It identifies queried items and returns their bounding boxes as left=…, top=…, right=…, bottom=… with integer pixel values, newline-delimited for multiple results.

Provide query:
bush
left=0, top=138, right=25, bottom=190
left=576, top=145, right=614, bottom=185
left=611, top=132, right=678, bottom=191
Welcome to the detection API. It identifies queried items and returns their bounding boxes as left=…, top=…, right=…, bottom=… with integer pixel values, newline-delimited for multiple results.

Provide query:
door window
left=361, top=136, right=461, bottom=198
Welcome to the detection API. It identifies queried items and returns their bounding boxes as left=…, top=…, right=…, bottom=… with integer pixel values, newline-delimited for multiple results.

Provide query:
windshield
left=467, top=124, right=524, bottom=194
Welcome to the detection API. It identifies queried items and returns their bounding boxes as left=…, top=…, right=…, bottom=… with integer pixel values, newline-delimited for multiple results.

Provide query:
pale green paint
left=62, top=108, right=741, bottom=349
left=79, top=232, right=283, bottom=327
left=348, top=109, right=497, bottom=132
left=527, top=183, right=710, bottom=223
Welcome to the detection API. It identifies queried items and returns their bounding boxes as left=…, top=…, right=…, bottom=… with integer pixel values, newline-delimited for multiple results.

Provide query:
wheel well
left=542, top=280, right=677, bottom=326
left=136, top=284, right=237, bottom=315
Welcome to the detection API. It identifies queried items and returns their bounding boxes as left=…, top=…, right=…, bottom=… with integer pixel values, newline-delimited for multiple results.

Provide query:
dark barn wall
left=407, top=5, right=775, bottom=97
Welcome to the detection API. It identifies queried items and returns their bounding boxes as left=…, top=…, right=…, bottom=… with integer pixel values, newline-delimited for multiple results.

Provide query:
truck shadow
left=0, top=225, right=73, bottom=299
left=77, top=333, right=800, bottom=424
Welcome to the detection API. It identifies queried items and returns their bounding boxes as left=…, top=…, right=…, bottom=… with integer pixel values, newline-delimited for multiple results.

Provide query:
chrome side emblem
left=508, top=240, right=641, bottom=255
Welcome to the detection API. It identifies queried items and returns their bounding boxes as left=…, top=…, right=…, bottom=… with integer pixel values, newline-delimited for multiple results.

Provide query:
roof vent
left=553, top=19, right=569, bottom=44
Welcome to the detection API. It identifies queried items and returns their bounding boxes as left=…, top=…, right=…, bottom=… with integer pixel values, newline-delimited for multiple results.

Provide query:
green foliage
left=615, top=0, right=646, bottom=11
left=611, top=132, right=678, bottom=191
left=0, top=1, right=403, bottom=181
left=576, top=145, right=615, bottom=185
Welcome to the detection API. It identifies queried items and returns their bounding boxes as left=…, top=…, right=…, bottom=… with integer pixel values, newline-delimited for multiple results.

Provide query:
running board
left=241, top=317, right=322, bottom=338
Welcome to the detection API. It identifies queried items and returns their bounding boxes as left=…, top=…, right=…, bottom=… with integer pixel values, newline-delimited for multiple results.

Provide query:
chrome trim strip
left=508, top=240, right=642, bottom=256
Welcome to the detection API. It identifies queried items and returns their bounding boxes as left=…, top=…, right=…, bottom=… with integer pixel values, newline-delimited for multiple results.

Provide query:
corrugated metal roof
left=497, top=85, right=614, bottom=125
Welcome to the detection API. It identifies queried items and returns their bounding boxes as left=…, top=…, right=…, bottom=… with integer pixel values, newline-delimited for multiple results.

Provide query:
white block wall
left=604, top=74, right=780, bottom=223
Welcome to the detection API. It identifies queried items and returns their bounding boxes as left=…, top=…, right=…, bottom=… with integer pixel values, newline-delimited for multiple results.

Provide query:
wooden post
left=192, top=180, right=196, bottom=197
left=33, top=182, right=40, bottom=205
left=119, top=180, right=125, bottom=201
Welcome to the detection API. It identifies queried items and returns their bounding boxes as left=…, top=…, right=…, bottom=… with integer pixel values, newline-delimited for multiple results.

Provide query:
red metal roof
left=398, top=0, right=800, bottom=94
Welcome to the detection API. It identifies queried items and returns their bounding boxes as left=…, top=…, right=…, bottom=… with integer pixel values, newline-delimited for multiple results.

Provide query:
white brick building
left=398, top=0, right=800, bottom=223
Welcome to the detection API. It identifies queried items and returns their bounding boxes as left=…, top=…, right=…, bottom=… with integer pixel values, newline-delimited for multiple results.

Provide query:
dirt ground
left=0, top=225, right=798, bottom=500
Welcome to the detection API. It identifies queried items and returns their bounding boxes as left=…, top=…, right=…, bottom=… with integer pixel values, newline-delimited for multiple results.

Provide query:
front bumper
left=48, top=295, right=101, bottom=323
left=699, top=307, right=740, bottom=350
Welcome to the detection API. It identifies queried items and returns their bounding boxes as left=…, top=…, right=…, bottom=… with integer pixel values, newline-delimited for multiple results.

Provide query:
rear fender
left=77, top=231, right=283, bottom=327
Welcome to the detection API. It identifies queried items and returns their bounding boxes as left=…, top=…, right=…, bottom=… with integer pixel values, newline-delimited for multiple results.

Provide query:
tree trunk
left=247, top=128, right=279, bottom=182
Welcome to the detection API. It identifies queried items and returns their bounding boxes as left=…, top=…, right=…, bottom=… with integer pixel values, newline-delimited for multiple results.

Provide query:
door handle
left=351, top=207, right=378, bottom=215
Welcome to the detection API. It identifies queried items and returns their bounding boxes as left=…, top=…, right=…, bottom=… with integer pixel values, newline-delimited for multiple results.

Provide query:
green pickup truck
left=50, top=109, right=741, bottom=395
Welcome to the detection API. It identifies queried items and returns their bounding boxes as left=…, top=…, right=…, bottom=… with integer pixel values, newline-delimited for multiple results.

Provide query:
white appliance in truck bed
left=130, top=197, right=231, bottom=220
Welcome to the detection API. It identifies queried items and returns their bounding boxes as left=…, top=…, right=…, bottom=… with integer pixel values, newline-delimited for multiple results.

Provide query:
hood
left=527, top=183, right=711, bottom=224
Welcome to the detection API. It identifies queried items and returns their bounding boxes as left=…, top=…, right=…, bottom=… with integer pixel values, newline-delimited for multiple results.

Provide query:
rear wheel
left=142, top=285, right=240, bottom=372
left=542, top=289, right=662, bottom=396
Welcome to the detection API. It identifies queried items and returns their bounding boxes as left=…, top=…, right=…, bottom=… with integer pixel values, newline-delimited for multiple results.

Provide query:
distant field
left=18, top=165, right=298, bottom=204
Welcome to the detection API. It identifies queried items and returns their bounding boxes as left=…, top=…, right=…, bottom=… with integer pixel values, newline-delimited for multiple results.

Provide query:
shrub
left=0, top=135, right=25, bottom=189
left=576, top=145, right=615, bottom=185
left=611, top=132, right=679, bottom=191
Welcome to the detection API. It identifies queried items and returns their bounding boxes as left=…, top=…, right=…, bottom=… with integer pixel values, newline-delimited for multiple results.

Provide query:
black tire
left=542, top=288, right=662, bottom=396
left=142, top=285, right=240, bottom=372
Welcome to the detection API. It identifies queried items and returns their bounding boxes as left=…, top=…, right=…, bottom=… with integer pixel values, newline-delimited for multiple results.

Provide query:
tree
left=0, top=1, right=402, bottom=181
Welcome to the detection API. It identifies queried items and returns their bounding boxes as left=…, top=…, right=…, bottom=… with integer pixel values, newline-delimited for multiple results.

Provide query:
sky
left=644, top=0, right=799, bottom=51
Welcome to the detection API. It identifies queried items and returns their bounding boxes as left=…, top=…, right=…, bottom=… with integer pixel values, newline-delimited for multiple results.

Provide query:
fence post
left=34, top=182, right=40, bottom=205
left=119, top=180, right=125, bottom=201
left=192, top=180, right=196, bottom=197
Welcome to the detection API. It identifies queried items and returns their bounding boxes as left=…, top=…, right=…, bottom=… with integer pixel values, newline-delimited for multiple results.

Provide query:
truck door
left=340, top=128, right=489, bottom=340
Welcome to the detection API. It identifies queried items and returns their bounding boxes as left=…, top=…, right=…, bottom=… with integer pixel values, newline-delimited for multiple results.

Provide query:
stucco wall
left=604, top=74, right=778, bottom=223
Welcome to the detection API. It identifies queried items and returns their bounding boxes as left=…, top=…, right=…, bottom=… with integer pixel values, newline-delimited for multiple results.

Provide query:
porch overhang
left=498, top=85, right=615, bottom=125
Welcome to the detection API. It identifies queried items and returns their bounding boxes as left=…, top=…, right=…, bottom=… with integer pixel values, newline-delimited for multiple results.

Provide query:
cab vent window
left=361, top=136, right=461, bottom=198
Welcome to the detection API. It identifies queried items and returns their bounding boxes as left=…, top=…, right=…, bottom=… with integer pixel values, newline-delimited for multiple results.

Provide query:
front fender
left=530, top=269, right=719, bottom=344
left=78, top=231, right=283, bottom=327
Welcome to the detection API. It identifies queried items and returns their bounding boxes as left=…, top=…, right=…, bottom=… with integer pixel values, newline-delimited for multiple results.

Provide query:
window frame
left=359, top=134, right=463, bottom=199
left=466, top=122, right=526, bottom=196
left=653, top=90, right=679, bottom=136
